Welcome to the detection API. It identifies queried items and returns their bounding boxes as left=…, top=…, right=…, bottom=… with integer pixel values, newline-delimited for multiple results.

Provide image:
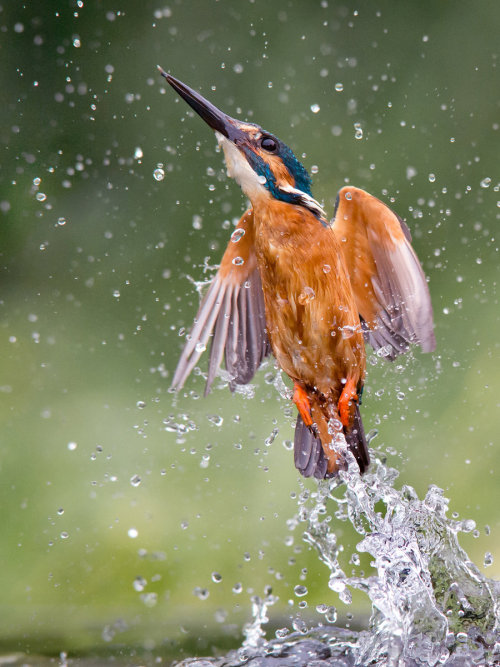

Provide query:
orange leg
left=293, top=383, right=313, bottom=427
left=338, top=378, right=358, bottom=429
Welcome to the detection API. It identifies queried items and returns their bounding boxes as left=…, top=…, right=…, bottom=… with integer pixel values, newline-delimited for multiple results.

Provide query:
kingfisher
left=159, top=67, right=435, bottom=479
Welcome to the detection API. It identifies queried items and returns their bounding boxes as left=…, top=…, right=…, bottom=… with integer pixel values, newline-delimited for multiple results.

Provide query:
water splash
left=299, top=449, right=499, bottom=665
left=176, top=447, right=499, bottom=666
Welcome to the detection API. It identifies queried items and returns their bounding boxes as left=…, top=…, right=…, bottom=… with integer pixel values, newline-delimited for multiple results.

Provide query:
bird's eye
left=261, top=136, right=277, bottom=152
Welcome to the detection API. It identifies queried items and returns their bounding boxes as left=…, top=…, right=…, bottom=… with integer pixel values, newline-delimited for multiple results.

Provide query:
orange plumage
left=160, top=69, right=435, bottom=479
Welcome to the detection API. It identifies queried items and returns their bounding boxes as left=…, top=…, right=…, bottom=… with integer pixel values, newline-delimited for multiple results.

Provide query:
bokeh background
left=1, top=0, right=499, bottom=662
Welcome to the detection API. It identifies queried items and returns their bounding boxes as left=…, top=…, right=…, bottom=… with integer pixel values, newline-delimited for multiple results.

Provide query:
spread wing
left=332, top=186, right=435, bottom=360
left=171, top=209, right=271, bottom=394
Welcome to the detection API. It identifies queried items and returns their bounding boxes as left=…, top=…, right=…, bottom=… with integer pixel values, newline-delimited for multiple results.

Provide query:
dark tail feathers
left=293, top=405, right=370, bottom=479
left=344, top=404, right=370, bottom=474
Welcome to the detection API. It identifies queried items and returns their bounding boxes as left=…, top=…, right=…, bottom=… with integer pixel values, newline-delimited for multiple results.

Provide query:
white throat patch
left=215, top=132, right=268, bottom=200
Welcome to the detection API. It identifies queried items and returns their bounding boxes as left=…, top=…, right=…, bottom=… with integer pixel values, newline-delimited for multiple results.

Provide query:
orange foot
left=293, top=383, right=313, bottom=427
left=338, top=378, right=358, bottom=429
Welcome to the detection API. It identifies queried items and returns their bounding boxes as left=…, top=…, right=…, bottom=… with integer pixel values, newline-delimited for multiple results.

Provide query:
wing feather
left=224, top=285, right=241, bottom=382
left=332, top=186, right=435, bottom=360
left=171, top=278, right=227, bottom=390
left=205, top=285, right=232, bottom=395
left=171, top=209, right=271, bottom=393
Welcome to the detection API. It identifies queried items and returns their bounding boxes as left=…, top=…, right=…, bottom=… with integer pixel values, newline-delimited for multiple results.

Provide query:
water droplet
left=207, top=414, right=223, bottom=426
left=335, top=82, right=344, bottom=92
left=133, top=576, right=147, bottom=591
left=212, top=572, right=222, bottom=583
left=233, top=63, right=244, bottom=74
left=265, top=428, right=278, bottom=446
left=193, top=587, right=209, bottom=600
left=294, top=584, right=308, bottom=597
left=325, top=606, right=337, bottom=623
left=396, top=391, right=405, bottom=401
left=310, top=103, right=320, bottom=114
left=298, top=286, right=316, bottom=305
left=128, top=527, right=139, bottom=539
left=36, top=192, right=47, bottom=202
left=136, top=400, right=146, bottom=409
left=257, top=174, right=267, bottom=185
left=215, top=608, right=227, bottom=623
left=232, top=256, right=244, bottom=266
left=354, top=122, right=363, bottom=140
left=339, top=588, right=352, bottom=605
left=57, top=217, right=67, bottom=226
left=292, top=618, right=308, bottom=633
left=328, top=577, right=346, bottom=593
left=141, top=592, right=158, bottom=607
left=341, top=325, right=357, bottom=339
left=72, top=36, right=81, bottom=48
left=328, top=418, right=343, bottom=434
left=232, top=582, right=243, bottom=594
left=153, top=167, right=165, bottom=181
left=275, top=627, right=289, bottom=638
left=67, top=441, right=77, bottom=451
left=60, top=531, right=69, bottom=540
left=134, top=146, right=143, bottom=160
left=130, top=474, right=141, bottom=487
left=484, top=552, right=493, bottom=567
left=323, top=264, right=331, bottom=274
left=428, top=173, right=436, bottom=183
left=480, top=177, right=491, bottom=188
left=113, top=290, right=120, bottom=298
left=231, top=228, right=246, bottom=243
left=406, top=166, right=418, bottom=180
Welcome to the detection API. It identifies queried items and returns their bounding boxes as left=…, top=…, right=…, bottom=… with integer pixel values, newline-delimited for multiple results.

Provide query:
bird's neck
left=251, top=198, right=327, bottom=250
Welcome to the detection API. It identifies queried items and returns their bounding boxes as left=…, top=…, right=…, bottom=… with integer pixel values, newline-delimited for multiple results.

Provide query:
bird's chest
left=253, top=221, right=364, bottom=388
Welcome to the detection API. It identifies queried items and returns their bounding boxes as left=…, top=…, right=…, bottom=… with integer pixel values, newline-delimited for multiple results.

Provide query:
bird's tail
left=293, top=402, right=369, bottom=479
left=344, top=404, right=370, bottom=473
left=293, top=415, right=328, bottom=479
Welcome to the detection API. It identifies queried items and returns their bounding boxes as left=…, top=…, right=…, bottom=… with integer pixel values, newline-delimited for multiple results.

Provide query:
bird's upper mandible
left=158, top=67, right=326, bottom=219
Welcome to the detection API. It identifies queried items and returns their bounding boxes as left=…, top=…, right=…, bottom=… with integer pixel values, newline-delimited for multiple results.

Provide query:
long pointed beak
left=158, top=66, right=244, bottom=143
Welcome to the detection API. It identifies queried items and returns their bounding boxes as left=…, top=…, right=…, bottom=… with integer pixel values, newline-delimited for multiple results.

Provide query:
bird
left=158, top=67, right=436, bottom=480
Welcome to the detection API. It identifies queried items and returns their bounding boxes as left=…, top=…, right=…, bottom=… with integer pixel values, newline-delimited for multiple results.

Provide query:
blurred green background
left=1, top=0, right=499, bottom=662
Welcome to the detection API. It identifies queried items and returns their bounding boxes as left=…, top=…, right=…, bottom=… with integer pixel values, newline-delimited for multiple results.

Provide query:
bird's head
left=159, top=68, right=326, bottom=219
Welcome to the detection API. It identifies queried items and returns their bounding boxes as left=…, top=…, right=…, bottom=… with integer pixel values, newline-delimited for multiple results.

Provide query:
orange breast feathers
left=252, top=201, right=366, bottom=400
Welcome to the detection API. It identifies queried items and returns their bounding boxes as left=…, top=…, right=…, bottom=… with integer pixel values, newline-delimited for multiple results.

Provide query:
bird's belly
left=254, top=208, right=366, bottom=397
left=264, top=284, right=365, bottom=397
